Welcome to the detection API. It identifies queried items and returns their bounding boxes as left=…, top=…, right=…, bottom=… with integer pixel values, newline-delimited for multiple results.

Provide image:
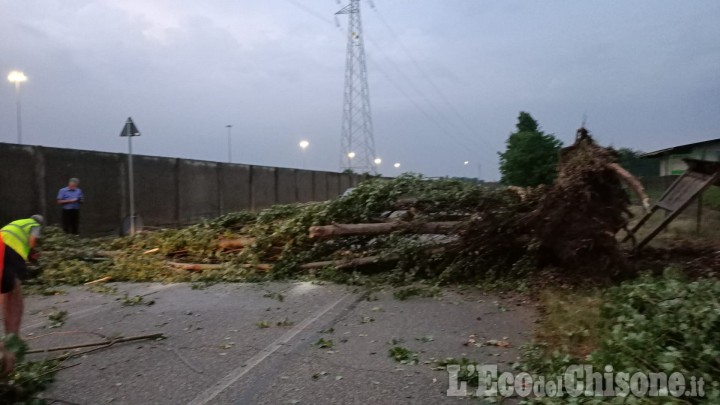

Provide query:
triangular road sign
left=120, top=117, right=141, bottom=137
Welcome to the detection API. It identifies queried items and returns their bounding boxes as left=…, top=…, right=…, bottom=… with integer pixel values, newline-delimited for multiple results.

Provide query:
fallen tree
left=34, top=127, right=646, bottom=285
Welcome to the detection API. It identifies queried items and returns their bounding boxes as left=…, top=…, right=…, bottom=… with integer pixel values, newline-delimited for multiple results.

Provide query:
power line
left=369, top=3, right=499, bottom=151
left=365, top=55, right=485, bottom=156
left=282, top=0, right=335, bottom=24
left=363, top=33, right=497, bottom=160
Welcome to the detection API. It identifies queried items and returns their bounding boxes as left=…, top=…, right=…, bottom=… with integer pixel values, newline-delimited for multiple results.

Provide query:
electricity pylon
left=336, top=0, right=377, bottom=173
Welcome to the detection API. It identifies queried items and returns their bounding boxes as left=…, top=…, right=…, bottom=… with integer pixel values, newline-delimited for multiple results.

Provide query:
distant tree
left=615, top=147, right=659, bottom=177
left=498, top=112, right=563, bottom=187
left=616, top=148, right=641, bottom=166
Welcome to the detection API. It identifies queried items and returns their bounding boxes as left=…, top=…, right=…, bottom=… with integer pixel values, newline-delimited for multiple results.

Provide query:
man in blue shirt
left=57, top=178, right=84, bottom=235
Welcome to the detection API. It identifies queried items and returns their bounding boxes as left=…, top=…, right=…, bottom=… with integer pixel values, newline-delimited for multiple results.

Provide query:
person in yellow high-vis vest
left=0, top=214, right=43, bottom=374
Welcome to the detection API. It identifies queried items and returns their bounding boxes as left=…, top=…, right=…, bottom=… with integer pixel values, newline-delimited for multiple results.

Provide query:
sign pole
left=128, top=123, right=136, bottom=236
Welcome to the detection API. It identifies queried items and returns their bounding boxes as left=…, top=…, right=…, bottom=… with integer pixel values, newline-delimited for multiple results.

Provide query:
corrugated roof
left=640, top=138, right=720, bottom=158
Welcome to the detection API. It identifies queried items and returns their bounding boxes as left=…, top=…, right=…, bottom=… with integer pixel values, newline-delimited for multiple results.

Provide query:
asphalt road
left=21, top=282, right=535, bottom=404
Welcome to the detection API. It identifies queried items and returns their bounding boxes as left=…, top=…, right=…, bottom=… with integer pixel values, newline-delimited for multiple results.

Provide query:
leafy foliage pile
left=522, top=272, right=720, bottom=404
left=37, top=175, right=537, bottom=286
left=1, top=335, right=60, bottom=404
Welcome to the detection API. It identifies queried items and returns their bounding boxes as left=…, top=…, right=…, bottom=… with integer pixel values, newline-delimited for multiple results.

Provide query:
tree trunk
left=309, top=221, right=460, bottom=239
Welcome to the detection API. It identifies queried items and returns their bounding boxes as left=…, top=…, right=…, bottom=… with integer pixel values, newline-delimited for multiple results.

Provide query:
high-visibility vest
left=0, top=218, right=40, bottom=261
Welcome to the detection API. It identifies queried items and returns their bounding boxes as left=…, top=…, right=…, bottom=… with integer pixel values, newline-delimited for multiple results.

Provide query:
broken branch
left=217, top=237, right=255, bottom=250
left=300, top=254, right=400, bottom=270
left=167, top=262, right=224, bottom=271
left=607, top=163, right=651, bottom=211
left=27, top=333, right=166, bottom=354
left=166, top=261, right=271, bottom=272
left=84, top=276, right=112, bottom=285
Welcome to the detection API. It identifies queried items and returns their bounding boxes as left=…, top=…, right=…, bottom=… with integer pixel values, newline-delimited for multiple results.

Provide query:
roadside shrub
left=523, top=272, right=720, bottom=403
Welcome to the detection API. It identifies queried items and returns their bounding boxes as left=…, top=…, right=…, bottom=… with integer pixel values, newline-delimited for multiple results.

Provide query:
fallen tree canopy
left=34, top=128, right=651, bottom=286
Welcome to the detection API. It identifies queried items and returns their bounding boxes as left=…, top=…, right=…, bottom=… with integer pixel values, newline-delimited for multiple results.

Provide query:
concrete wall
left=250, top=166, right=276, bottom=211
left=133, top=156, right=179, bottom=227
left=313, top=171, right=329, bottom=201
left=178, top=159, right=220, bottom=222
left=296, top=170, right=314, bottom=202
left=0, top=142, right=368, bottom=235
left=327, top=173, right=342, bottom=197
left=276, top=168, right=298, bottom=205
left=219, top=164, right=251, bottom=214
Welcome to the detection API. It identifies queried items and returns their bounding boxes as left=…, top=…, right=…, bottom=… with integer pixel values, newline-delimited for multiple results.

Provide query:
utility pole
left=336, top=0, right=377, bottom=173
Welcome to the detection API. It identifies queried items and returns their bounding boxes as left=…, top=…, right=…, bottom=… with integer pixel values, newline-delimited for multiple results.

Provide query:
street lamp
left=226, top=125, right=233, bottom=163
left=7, top=71, right=27, bottom=144
left=464, top=160, right=470, bottom=165
left=374, top=157, right=382, bottom=165
left=299, top=140, right=309, bottom=169
left=348, top=151, right=356, bottom=159
left=393, top=162, right=401, bottom=169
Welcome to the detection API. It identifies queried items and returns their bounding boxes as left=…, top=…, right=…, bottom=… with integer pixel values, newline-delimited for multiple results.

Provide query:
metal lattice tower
left=336, top=0, right=377, bottom=173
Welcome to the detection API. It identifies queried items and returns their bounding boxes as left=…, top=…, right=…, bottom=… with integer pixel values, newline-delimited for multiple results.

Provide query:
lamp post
left=299, top=140, right=309, bottom=169
left=374, top=157, right=382, bottom=165
left=120, top=117, right=141, bottom=236
left=7, top=71, right=27, bottom=144
left=226, top=125, right=233, bottom=163
left=393, top=162, right=400, bottom=169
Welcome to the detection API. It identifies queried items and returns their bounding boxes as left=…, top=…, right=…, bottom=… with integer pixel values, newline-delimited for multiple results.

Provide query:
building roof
left=640, top=138, right=720, bottom=158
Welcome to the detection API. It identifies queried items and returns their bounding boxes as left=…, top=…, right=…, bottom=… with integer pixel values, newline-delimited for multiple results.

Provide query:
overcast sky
left=1, top=0, right=718, bottom=179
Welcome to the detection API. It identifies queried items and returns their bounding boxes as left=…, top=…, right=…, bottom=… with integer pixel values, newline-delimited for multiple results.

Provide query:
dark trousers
left=1, top=245, right=26, bottom=293
left=62, top=209, right=80, bottom=235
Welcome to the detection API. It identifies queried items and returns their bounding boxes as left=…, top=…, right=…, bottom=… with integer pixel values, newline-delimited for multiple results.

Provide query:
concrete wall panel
left=313, top=172, right=328, bottom=201
left=276, top=168, right=297, bottom=205
left=0, top=145, right=41, bottom=226
left=251, top=166, right=276, bottom=210
left=296, top=170, right=314, bottom=202
left=133, top=156, right=179, bottom=227
left=219, top=164, right=251, bottom=213
left=327, top=172, right=341, bottom=198
left=178, top=159, right=220, bottom=222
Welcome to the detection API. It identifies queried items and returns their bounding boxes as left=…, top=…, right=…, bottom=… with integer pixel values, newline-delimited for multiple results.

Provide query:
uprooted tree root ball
left=34, top=129, right=644, bottom=287
left=531, top=128, right=632, bottom=272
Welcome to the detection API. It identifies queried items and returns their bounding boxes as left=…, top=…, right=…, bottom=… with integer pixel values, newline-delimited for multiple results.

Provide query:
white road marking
left=188, top=293, right=353, bottom=405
